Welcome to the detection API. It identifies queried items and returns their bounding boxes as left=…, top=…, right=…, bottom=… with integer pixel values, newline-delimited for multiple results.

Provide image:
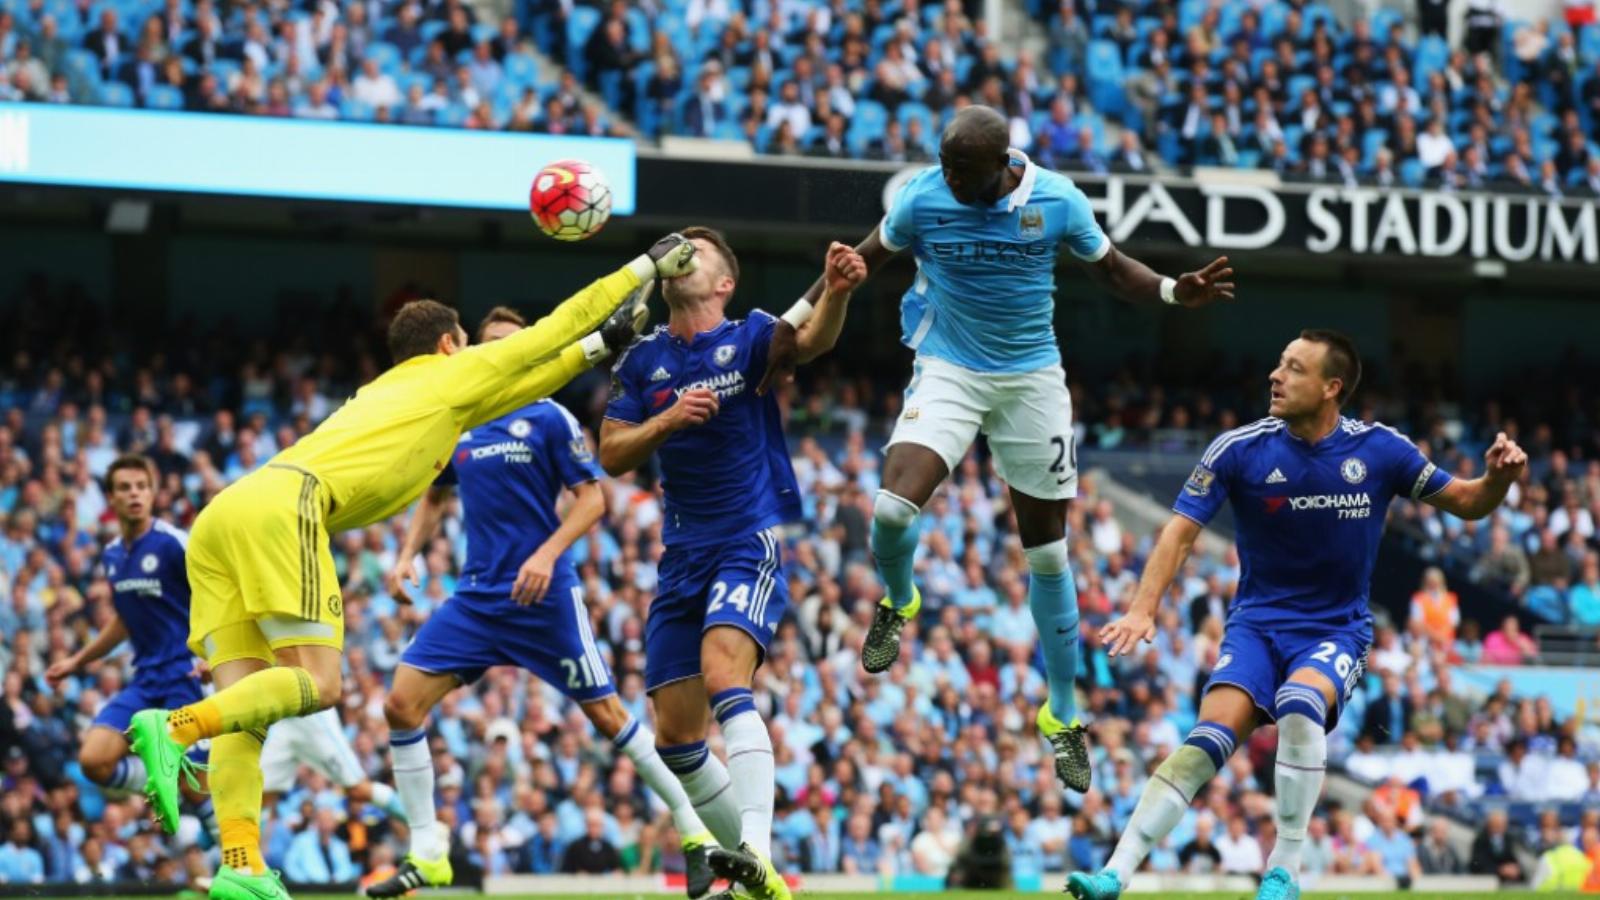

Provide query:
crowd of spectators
left=8, top=0, right=1600, bottom=191
left=1, top=272, right=1599, bottom=888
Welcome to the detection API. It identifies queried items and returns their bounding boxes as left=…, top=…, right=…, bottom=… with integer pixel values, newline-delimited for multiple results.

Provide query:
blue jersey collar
left=669, top=317, right=735, bottom=347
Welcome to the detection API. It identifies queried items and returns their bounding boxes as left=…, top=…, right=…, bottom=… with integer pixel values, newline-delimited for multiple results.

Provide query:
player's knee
left=384, top=691, right=427, bottom=731
left=78, top=749, right=117, bottom=785
left=872, top=490, right=920, bottom=530
left=1023, top=539, right=1070, bottom=576
left=1274, top=683, right=1329, bottom=736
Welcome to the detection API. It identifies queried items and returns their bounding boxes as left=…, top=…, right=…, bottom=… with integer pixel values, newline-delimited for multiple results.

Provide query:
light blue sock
left=870, top=490, right=921, bottom=610
left=1027, top=540, right=1079, bottom=723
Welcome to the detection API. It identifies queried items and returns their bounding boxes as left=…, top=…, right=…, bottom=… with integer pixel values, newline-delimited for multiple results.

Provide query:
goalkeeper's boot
left=365, top=852, right=453, bottom=898
left=861, top=586, right=920, bottom=674
left=1038, top=703, right=1092, bottom=793
left=1255, top=866, right=1300, bottom=900
left=210, top=866, right=292, bottom=900
left=682, top=830, right=717, bottom=899
left=706, top=843, right=790, bottom=900
left=1065, top=869, right=1123, bottom=900
left=126, top=709, right=205, bottom=834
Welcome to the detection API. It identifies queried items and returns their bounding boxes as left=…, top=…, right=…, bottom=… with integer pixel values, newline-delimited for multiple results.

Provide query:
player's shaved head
left=941, top=105, right=1009, bottom=156
left=939, top=105, right=1012, bottom=206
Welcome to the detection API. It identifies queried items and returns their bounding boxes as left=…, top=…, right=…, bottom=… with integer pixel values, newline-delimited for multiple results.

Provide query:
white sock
left=1105, top=745, right=1217, bottom=884
left=720, top=710, right=776, bottom=859
left=193, top=797, right=219, bottom=842
left=667, top=744, right=742, bottom=850
left=615, top=719, right=710, bottom=840
left=1266, top=712, right=1327, bottom=876
left=390, top=726, right=446, bottom=858
left=112, top=755, right=148, bottom=792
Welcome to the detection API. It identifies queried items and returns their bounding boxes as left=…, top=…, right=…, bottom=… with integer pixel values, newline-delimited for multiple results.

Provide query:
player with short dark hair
left=121, top=236, right=698, bottom=900
left=45, top=455, right=216, bottom=837
left=600, top=229, right=867, bottom=900
left=366, top=308, right=719, bottom=900
left=760, top=104, right=1235, bottom=795
left=1066, top=330, right=1527, bottom=900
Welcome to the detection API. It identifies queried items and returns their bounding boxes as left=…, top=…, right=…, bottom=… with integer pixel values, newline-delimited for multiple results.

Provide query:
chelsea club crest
left=1341, top=458, right=1367, bottom=484
left=509, top=419, right=532, bottom=438
left=714, top=344, right=736, bottom=367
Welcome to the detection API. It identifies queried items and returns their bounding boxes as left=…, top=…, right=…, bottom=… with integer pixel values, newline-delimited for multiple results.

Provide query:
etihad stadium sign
left=1077, top=176, right=1598, bottom=265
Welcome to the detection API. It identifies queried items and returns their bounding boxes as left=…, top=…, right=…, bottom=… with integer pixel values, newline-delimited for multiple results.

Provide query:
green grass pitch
left=248, top=893, right=1564, bottom=900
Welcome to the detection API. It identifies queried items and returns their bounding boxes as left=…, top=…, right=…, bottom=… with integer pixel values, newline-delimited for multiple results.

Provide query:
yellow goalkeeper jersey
left=271, top=263, right=643, bottom=533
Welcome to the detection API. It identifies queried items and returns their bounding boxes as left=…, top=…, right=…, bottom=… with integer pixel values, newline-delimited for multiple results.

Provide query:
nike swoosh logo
left=936, top=216, right=952, bottom=225
left=1056, top=627, right=1073, bottom=634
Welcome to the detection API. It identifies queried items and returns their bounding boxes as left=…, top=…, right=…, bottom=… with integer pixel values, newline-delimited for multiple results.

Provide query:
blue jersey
left=604, top=313, right=802, bottom=549
left=102, top=521, right=192, bottom=678
left=1173, top=417, right=1453, bottom=627
left=879, top=150, right=1110, bottom=373
left=435, top=400, right=602, bottom=598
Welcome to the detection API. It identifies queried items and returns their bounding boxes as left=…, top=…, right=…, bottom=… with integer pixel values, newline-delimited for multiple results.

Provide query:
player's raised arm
left=1101, top=514, right=1204, bottom=657
left=758, top=223, right=901, bottom=395
left=1083, top=246, right=1236, bottom=309
left=451, top=235, right=699, bottom=424
left=1424, top=431, right=1528, bottom=519
left=792, top=242, right=869, bottom=365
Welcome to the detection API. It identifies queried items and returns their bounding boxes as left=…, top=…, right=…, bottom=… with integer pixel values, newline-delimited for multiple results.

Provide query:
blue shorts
left=93, top=672, right=206, bottom=733
left=1204, top=616, right=1372, bottom=732
left=646, top=528, right=788, bottom=692
left=400, top=582, right=616, bottom=703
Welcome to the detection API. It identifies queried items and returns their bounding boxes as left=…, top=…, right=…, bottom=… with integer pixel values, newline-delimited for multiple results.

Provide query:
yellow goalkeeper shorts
left=187, top=464, right=345, bottom=664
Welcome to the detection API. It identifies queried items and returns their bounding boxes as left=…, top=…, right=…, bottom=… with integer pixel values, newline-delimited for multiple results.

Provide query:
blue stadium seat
left=1372, top=8, right=1404, bottom=41
left=64, top=48, right=101, bottom=82
left=1086, top=39, right=1125, bottom=117
left=1581, top=24, right=1600, bottom=64
left=1301, top=3, right=1336, bottom=38
left=340, top=98, right=375, bottom=121
left=1260, top=2, right=1287, bottom=39
left=366, top=41, right=401, bottom=72
left=624, top=7, right=650, bottom=54
left=503, top=52, right=537, bottom=88
left=1286, top=73, right=1316, bottom=105
left=566, top=7, right=601, bottom=77
left=598, top=69, right=624, bottom=110
left=419, top=20, right=447, bottom=44
left=1399, top=157, right=1424, bottom=186
left=436, top=103, right=469, bottom=127
left=144, top=84, right=183, bottom=109
left=470, top=22, right=496, bottom=46
left=99, top=81, right=135, bottom=107
left=726, top=65, right=751, bottom=92
left=1362, top=128, right=1388, bottom=166
left=1413, top=35, right=1448, bottom=81
left=897, top=101, right=934, bottom=136
left=210, top=58, right=239, bottom=85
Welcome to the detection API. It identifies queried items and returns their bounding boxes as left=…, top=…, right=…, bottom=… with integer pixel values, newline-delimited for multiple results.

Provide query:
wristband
left=780, top=298, right=815, bottom=329
left=1159, top=277, right=1179, bottom=306
left=627, top=254, right=658, bottom=285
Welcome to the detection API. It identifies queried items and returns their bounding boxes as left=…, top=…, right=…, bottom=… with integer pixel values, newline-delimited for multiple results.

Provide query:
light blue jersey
left=879, top=150, right=1110, bottom=373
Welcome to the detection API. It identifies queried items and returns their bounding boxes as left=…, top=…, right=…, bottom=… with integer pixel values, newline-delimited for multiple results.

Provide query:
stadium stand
left=1, top=269, right=1598, bottom=888
left=6, top=0, right=1600, bottom=191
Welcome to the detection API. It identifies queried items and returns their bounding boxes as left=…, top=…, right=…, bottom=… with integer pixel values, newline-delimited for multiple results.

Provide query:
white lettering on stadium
left=676, top=371, right=745, bottom=401
left=1086, top=178, right=1599, bottom=265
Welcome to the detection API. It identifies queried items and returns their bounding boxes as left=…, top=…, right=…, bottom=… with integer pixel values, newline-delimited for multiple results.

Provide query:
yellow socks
left=215, top=730, right=268, bottom=875
left=169, top=667, right=320, bottom=747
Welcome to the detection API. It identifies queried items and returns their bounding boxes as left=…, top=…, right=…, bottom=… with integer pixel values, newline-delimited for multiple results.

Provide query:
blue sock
left=871, top=490, right=921, bottom=610
left=1184, top=721, right=1239, bottom=772
left=1026, top=540, right=1079, bottom=723
left=710, top=688, right=757, bottom=727
left=657, top=740, right=711, bottom=776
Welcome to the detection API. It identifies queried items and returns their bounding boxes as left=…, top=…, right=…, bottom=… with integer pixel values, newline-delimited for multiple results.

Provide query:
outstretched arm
left=45, top=615, right=128, bottom=685
left=758, top=227, right=898, bottom=394
left=1083, top=247, right=1236, bottom=308
left=1100, top=514, right=1204, bottom=657
left=794, top=242, right=869, bottom=364
left=1426, top=432, right=1527, bottom=520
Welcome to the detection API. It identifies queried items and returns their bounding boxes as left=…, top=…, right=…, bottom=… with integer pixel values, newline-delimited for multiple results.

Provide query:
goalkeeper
left=124, top=235, right=699, bottom=900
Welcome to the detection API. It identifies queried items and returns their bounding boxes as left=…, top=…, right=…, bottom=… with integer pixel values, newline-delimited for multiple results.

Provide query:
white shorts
left=888, top=355, right=1078, bottom=501
left=259, top=707, right=366, bottom=794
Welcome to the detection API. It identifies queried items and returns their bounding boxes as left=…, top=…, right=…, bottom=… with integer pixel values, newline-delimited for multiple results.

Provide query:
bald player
left=761, top=105, right=1235, bottom=793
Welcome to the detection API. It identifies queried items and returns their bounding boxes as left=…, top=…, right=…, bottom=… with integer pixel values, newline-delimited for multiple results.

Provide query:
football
left=529, top=159, right=613, bottom=241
